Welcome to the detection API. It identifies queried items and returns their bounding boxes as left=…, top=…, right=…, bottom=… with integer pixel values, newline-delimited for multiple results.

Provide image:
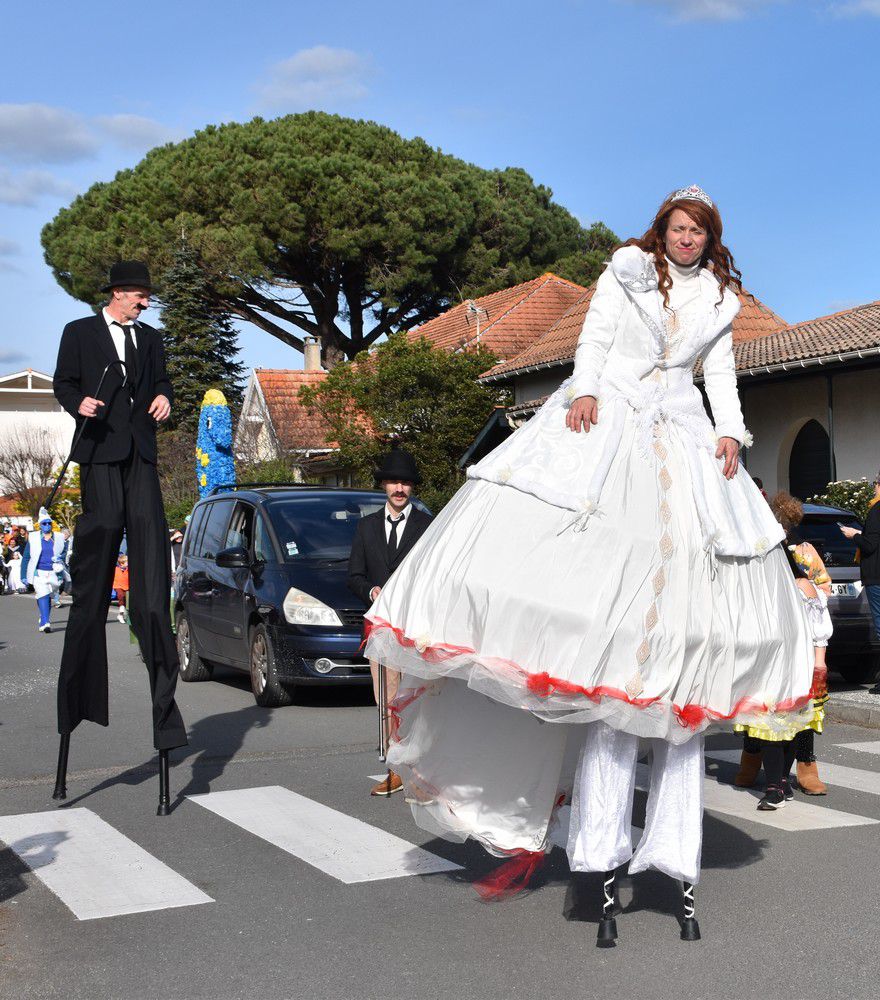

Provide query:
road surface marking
left=835, top=740, right=880, bottom=756
left=0, top=808, right=212, bottom=921
left=636, top=763, right=878, bottom=832
left=187, top=785, right=462, bottom=884
left=706, top=748, right=880, bottom=799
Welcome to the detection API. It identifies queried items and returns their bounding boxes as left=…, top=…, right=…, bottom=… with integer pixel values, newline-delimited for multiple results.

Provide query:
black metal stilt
left=596, top=870, right=618, bottom=948
left=680, top=881, right=701, bottom=941
left=52, top=733, right=70, bottom=801
left=156, top=749, right=170, bottom=816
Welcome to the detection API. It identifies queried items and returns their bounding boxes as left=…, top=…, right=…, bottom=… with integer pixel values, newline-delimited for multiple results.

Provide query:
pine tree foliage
left=41, top=112, right=615, bottom=365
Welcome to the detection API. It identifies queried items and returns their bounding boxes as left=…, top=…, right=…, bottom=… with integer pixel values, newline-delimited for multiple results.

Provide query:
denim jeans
left=867, top=583, right=880, bottom=642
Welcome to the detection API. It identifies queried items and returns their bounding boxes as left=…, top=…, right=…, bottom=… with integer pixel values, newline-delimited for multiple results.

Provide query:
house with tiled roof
left=233, top=339, right=351, bottom=484
left=409, top=273, right=585, bottom=358
left=469, top=286, right=880, bottom=500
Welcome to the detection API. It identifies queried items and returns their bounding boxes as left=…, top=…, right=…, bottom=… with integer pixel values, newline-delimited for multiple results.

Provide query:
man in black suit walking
left=53, top=261, right=187, bottom=791
left=348, top=448, right=432, bottom=796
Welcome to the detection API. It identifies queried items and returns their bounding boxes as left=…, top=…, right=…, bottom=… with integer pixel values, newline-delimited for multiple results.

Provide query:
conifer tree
left=159, top=240, right=245, bottom=432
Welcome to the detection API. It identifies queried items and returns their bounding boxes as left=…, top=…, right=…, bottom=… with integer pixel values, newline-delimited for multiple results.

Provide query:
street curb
left=827, top=701, right=880, bottom=730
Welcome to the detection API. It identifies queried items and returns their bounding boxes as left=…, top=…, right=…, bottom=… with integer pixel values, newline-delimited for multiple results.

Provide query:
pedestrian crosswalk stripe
left=637, top=763, right=878, bottom=831
left=187, top=785, right=462, bottom=884
left=706, top=748, right=880, bottom=799
left=0, top=808, right=213, bottom=921
left=835, top=740, right=880, bottom=756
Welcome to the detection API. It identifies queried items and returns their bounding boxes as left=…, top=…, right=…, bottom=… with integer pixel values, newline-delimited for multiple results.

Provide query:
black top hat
left=102, top=260, right=153, bottom=292
left=374, top=447, right=421, bottom=486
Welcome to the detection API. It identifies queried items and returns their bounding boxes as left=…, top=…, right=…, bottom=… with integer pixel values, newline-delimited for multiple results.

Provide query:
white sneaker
left=117, top=612, right=127, bottom=624
left=39, top=623, right=51, bottom=633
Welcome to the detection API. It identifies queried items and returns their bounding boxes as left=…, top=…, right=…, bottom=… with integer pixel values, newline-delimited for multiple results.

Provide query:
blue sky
left=1, top=0, right=878, bottom=376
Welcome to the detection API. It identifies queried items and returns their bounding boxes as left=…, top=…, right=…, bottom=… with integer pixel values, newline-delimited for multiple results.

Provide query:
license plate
left=830, top=582, right=862, bottom=598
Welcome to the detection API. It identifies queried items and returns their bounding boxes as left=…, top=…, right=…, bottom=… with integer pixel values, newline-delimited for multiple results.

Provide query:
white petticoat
left=366, top=392, right=814, bottom=855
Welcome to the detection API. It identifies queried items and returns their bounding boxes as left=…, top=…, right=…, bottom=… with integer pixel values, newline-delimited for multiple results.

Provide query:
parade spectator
left=735, top=491, right=832, bottom=799
left=348, top=448, right=433, bottom=797
left=840, top=472, right=880, bottom=695
left=4, top=549, right=23, bottom=594
left=56, top=527, right=72, bottom=603
left=169, top=528, right=183, bottom=575
left=113, top=553, right=130, bottom=625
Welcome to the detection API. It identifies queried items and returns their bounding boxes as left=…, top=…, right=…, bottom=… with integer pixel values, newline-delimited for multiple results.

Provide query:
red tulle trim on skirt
left=366, top=617, right=813, bottom=730
left=473, top=850, right=546, bottom=902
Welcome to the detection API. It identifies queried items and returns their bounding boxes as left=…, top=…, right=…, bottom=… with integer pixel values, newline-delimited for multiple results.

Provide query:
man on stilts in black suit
left=52, top=261, right=187, bottom=814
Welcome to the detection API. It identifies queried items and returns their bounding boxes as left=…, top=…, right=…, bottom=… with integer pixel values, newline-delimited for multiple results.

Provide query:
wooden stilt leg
left=156, top=749, right=170, bottom=816
left=680, top=881, right=701, bottom=941
left=378, top=663, right=388, bottom=764
left=52, top=733, right=70, bottom=801
left=596, top=870, right=618, bottom=948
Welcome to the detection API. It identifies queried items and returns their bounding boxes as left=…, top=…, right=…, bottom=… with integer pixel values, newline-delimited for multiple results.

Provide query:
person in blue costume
left=196, top=389, right=235, bottom=498
left=24, top=507, right=65, bottom=633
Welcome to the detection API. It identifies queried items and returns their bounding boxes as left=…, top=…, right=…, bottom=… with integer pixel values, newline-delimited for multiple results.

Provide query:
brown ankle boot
left=796, top=760, right=827, bottom=795
left=734, top=750, right=762, bottom=787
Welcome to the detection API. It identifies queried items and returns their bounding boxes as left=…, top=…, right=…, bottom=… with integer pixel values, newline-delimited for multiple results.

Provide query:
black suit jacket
left=348, top=505, right=433, bottom=605
left=53, top=314, right=173, bottom=465
left=859, top=502, right=880, bottom=586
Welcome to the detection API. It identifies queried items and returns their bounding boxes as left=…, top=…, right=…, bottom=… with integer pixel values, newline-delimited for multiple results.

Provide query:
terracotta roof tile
left=410, top=273, right=585, bottom=359
left=481, top=286, right=786, bottom=381
left=254, top=369, right=335, bottom=451
left=727, top=299, right=880, bottom=375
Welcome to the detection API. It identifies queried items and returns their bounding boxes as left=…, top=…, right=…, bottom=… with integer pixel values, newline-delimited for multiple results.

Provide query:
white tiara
left=669, top=184, right=714, bottom=209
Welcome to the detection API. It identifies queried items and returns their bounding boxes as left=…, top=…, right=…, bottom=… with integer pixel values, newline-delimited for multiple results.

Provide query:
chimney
left=303, top=336, right=322, bottom=372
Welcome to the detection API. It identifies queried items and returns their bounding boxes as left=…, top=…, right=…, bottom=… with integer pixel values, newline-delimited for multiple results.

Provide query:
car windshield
left=798, top=513, right=862, bottom=568
left=266, top=495, right=385, bottom=562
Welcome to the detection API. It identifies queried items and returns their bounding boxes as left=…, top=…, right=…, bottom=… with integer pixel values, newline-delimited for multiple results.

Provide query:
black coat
left=859, top=502, right=880, bottom=586
left=348, top=505, right=433, bottom=605
left=53, top=315, right=174, bottom=465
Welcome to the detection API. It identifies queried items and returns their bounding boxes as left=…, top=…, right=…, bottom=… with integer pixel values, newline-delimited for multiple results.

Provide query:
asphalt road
left=2, top=593, right=880, bottom=1000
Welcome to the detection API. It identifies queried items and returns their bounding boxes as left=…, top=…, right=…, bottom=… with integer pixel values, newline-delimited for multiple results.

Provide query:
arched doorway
left=788, top=419, right=832, bottom=500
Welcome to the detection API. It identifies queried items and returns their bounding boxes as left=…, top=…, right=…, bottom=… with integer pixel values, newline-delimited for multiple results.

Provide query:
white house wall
left=741, top=368, right=880, bottom=495
left=512, top=366, right=572, bottom=405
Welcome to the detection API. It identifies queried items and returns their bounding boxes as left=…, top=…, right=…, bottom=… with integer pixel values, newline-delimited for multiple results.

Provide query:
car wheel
left=176, top=610, right=213, bottom=682
left=249, top=623, right=293, bottom=707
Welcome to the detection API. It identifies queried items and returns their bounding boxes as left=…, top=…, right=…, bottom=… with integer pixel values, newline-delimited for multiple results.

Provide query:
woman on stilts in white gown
left=365, top=185, right=815, bottom=944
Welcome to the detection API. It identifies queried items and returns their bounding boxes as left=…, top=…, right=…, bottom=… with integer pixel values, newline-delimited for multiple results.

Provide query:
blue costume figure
left=24, top=507, right=65, bottom=632
left=196, top=389, right=235, bottom=497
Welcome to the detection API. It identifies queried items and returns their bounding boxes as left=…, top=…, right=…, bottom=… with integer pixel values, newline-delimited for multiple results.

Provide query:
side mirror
left=215, top=546, right=250, bottom=569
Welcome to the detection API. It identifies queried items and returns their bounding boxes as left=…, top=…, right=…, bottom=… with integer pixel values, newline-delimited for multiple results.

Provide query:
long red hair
left=622, top=195, right=742, bottom=308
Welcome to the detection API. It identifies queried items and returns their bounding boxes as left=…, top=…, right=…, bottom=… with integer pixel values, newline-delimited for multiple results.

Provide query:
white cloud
left=832, top=1, right=880, bottom=15
left=0, top=103, right=97, bottom=164
left=256, top=46, right=373, bottom=110
left=624, top=0, right=784, bottom=20
left=0, top=167, right=77, bottom=206
left=0, top=104, right=179, bottom=168
left=0, top=349, right=29, bottom=364
left=0, top=238, right=21, bottom=273
left=95, top=114, right=180, bottom=150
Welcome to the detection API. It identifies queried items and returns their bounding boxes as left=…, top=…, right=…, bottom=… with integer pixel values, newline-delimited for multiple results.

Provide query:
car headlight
left=282, top=588, right=343, bottom=626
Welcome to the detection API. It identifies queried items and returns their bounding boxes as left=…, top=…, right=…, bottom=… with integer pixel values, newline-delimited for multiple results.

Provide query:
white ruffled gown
left=366, top=248, right=814, bottom=868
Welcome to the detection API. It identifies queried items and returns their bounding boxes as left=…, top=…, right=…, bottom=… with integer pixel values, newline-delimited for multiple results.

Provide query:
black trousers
left=57, top=446, right=187, bottom=750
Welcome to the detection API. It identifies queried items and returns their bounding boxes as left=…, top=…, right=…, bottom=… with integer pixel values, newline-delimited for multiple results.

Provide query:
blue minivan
left=175, top=485, right=397, bottom=706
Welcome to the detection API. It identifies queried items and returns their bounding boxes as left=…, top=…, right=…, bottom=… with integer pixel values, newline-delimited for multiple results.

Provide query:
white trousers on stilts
left=566, top=721, right=705, bottom=883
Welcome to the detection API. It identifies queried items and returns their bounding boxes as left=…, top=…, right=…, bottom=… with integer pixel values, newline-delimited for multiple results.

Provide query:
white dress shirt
left=102, top=307, right=139, bottom=361
left=384, top=502, right=411, bottom=542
